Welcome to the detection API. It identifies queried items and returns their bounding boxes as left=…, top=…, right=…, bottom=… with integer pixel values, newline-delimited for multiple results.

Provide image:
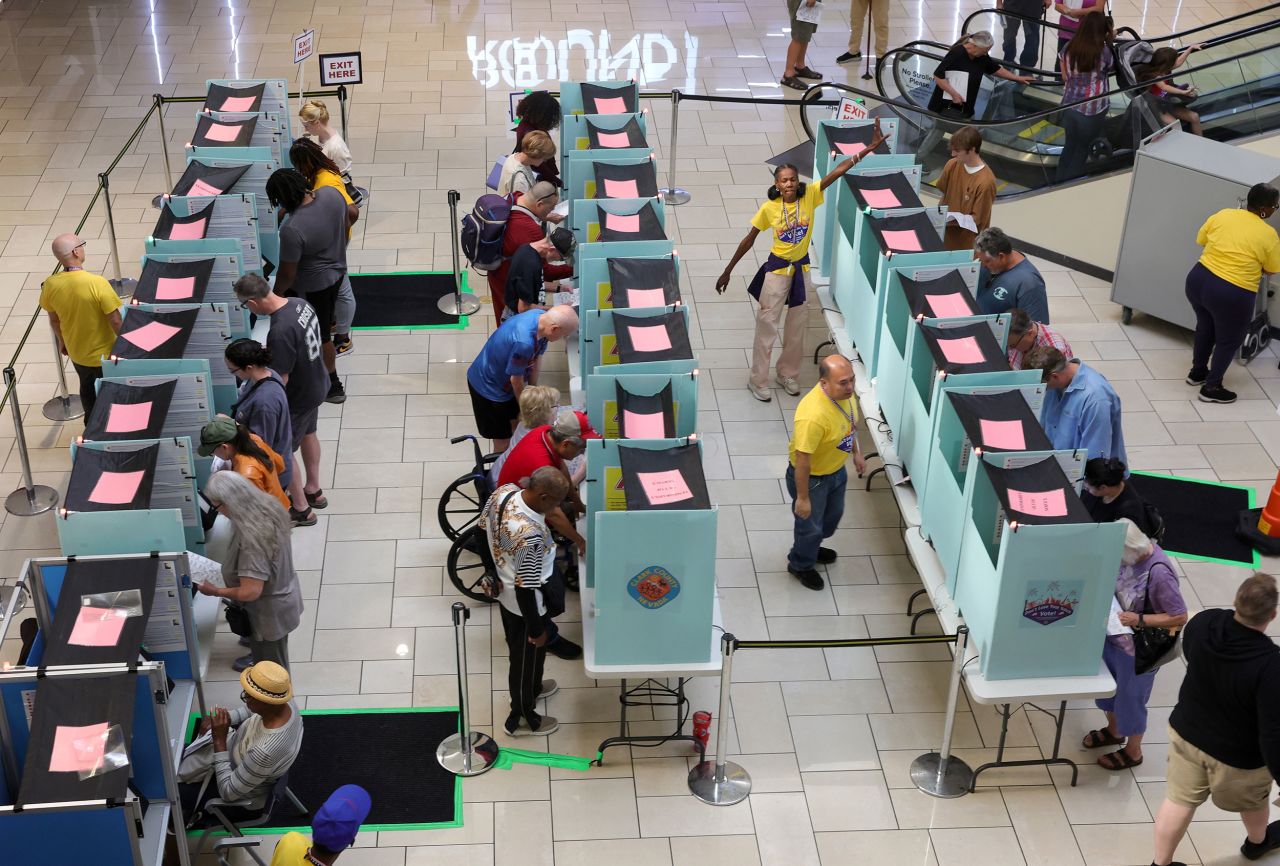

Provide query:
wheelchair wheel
left=438, top=473, right=490, bottom=541
left=447, top=527, right=498, bottom=603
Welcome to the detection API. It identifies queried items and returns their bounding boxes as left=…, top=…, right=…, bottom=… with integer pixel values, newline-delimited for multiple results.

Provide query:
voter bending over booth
left=1024, top=346, right=1128, bottom=466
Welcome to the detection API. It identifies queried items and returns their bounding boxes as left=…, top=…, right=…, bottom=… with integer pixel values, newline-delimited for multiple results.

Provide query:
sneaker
left=325, top=380, right=347, bottom=404
left=1185, top=368, right=1207, bottom=386
left=506, top=715, right=560, bottom=737
left=1198, top=384, right=1237, bottom=404
left=334, top=336, right=354, bottom=356
left=775, top=375, right=801, bottom=396
left=1242, top=821, right=1280, bottom=860
left=748, top=382, right=773, bottom=402
left=788, top=566, right=825, bottom=591
left=289, top=506, right=317, bottom=527
left=538, top=679, right=559, bottom=700
left=232, top=653, right=254, bottom=672
left=817, top=546, right=837, bottom=565
left=237, top=636, right=251, bottom=648
left=547, top=637, right=583, bottom=660
left=836, top=51, right=862, bottom=63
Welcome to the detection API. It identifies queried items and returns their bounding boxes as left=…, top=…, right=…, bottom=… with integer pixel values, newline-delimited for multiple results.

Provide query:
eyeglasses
left=240, top=690, right=250, bottom=703
left=73, top=242, right=86, bottom=252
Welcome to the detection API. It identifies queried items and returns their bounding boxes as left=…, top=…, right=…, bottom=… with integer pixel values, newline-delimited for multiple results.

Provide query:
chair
left=191, top=773, right=308, bottom=865
left=213, top=839, right=261, bottom=866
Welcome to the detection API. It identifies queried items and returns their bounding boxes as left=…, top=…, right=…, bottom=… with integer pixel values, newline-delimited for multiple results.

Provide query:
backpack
left=460, top=192, right=517, bottom=274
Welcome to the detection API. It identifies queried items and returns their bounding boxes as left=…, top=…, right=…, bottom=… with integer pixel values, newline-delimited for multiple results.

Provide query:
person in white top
left=498, top=130, right=556, bottom=197
left=298, top=100, right=354, bottom=178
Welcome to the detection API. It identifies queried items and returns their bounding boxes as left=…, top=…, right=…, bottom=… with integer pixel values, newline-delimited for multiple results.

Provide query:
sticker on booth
left=628, top=565, right=681, bottom=609
left=1021, top=580, right=1082, bottom=627
left=605, top=466, right=627, bottom=511
left=600, top=334, right=619, bottom=366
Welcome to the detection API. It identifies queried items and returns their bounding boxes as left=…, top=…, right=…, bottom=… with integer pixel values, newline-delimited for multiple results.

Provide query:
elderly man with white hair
left=39, top=233, right=123, bottom=416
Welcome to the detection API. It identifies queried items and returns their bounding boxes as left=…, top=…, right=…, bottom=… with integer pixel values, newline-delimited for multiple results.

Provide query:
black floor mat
left=349, top=271, right=469, bottom=330
left=1132, top=472, right=1259, bottom=567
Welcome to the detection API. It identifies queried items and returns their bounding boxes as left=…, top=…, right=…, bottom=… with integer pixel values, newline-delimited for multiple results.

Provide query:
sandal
left=1098, top=749, right=1143, bottom=771
left=795, top=66, right=823, bottom=80
left=289, top=506, right=317, bottom=527
left=305, top=488, right=328, bottom=509
left=780, top=75, right=807, bottom=91
left=1082, top=728, right=1125, bottom=749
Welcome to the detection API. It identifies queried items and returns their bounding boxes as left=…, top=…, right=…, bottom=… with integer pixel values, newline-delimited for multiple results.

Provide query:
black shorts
left=304, top=276, right=343, bottom=344
left=468, top=381, right=519, bottom=440
left=290, top=407, right=319, bottom=453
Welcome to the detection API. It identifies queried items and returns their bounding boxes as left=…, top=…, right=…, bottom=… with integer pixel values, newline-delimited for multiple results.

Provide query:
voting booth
left=813, top=157, right=921, bottom=284
left=578, top=254, right=681, bottom=317
left=953, top=452, right=1125, bottom=679
left=203, top=79, right=292, bottom=155
left=584, top=371, right=698, bottom=440
left=558, top=80, right=640, bottom=119
left=561, top=112, right=649, bottom=153
left=580, top=307, right=697, bottom=375
left=180, top=149, right=281, bottom=268
left=109, top=303, right=236, bottom=413
left=156, top=193, right=263, bottom=278
left=565, top=157, right=660, bottom=215
left=571, top=198, right=667, bottom=247
left=192, top=109, right=288, bottom=167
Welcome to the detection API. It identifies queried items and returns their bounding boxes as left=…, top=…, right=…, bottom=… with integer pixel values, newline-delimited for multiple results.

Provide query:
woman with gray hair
left=920, top=32, right=1031, bottom=165
left=194, top=471, right=304, bottom=672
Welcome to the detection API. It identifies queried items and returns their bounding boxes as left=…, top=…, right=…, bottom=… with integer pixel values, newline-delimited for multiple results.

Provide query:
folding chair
left=191, top=773, right=308, bottom=865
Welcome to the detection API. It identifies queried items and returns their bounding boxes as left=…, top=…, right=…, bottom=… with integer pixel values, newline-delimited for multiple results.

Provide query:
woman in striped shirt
left=1056, top=11, right=1115, bottom=182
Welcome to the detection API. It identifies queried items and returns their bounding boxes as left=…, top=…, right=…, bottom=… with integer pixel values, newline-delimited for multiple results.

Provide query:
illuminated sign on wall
left=467, top=30, right=700, bottom=91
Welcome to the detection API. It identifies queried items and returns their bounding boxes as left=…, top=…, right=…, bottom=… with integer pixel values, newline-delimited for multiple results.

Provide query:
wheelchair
left=437, top=434, right=502, bottom=541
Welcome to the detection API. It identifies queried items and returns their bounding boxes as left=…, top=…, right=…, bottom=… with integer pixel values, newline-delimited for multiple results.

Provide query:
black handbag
left=224, top=602, right=253, bottom=637
left=1132, top=562, right=1181, bottom=675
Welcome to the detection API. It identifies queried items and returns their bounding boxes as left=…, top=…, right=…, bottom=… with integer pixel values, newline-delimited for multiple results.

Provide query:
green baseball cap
left=197, top=416, right=238, bottom=457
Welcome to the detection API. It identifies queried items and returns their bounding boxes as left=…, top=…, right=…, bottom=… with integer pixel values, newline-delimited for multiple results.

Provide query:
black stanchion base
left=1237, top=508, right=1280, bottom=556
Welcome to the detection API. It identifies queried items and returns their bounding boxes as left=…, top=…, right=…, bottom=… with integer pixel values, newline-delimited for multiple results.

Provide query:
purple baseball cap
left=312, top=784, right=372, bottom=850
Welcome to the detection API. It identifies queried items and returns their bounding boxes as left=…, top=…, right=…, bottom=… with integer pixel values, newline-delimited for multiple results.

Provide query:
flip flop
left=1082, top=728, right=1125, bottom=749
left=1098, top=749, right=1143, bottom=771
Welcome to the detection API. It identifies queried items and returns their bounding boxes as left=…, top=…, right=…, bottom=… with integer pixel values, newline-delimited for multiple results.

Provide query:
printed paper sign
left=603, top=178, right=640, bottom=199
left=50, top=723, right=109, bottom=773
left=859, top=188, right=900, bottom=209
left=637, top=469, right=693, bottom=505
left=628, top=324, right=673, bottom=353
left=203, top=123, right=242, bottom=143
left=155, top=276, right=196, bottom=301
left=925, top=292, right=971, bottom=319
left=596, top=131, right=631, bottom=148
left=978, top=418, right=1026, bottom=450
left=88, top=470, right=146, bottom=505
left=319, top=51, right=362, bottom=86
left=167, top=218, right=208, bottom=241
left=623, top=410, right=666, bottom=439
left=607, top=212, right=640, bottom=233
left=593, top=96, right=628, bottom=114
left=186, top=179, right=222, bottom=198
left=834, top=141, right=867, bottom=156
left=104, top=401, right=153, bottom=434
left=123, top=321, right=183, bottom=352
left=937, top=335, right=984, bottom=365
left=625, top=288, right=667, bottom=308
left=880, top=229, right=921, bottom=252
left=68, top=607, right=127, bottom=647
left=294, top=29, right=315, bottom=64
left=836, top=97, right=868, bottom=121
left=1007, top=487, right=1068, bottom=517
left=220, top=96, right=256, bottom=112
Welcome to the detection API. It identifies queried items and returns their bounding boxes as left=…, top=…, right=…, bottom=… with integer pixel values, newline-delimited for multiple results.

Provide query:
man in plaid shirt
left=1007, top=307, right=1072, bottom=371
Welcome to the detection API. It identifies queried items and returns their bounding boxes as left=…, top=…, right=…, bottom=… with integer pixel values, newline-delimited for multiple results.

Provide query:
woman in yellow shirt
left=1185, top=183, right=1280, bottom=405
left=716, top=120, right=888, bottom=402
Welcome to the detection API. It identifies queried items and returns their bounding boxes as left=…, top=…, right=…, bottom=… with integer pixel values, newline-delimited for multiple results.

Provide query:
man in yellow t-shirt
left=270, top=783, right=371, bottom=865
left=38, top=233, right=123, bottom=417
left=786, top=354, right=866, bottom=590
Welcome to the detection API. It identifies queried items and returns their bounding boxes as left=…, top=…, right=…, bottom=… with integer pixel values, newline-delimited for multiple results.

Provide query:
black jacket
left=1169, top=608, right=1280, bottom=780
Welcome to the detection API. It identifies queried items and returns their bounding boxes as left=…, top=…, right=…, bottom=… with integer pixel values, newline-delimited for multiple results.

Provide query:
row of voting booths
left=556, top=81, right=719, bottom=669
left=807, top=118, right=1126, bottom=682
left=0, top=79, right=292, bottom=864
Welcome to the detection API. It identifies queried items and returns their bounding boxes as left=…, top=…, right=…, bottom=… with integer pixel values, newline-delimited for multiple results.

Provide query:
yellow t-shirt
left=312, top=169, right=354, bottom=240
left=1197, top=208, right=1280, bottom=291
left=751, top=183, right=825, bottom=272
left=38, top=270, right=122, bottom=367
left=789, top=383, right=860, bottom=477
left=268, top=831, right=310, bottom=866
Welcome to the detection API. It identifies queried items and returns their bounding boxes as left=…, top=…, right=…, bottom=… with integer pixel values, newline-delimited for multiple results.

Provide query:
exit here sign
left=319, top=52, right=362, bottom=86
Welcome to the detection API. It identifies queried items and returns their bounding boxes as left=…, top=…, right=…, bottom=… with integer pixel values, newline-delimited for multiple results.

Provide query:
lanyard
left=827, top=393, right=855, bottom=425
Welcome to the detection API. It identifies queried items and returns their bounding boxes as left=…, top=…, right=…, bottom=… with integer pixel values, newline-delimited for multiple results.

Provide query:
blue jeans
left=1001, top=6, right=1042, bottom=69
left=785, top=464, right=847, bottom=571
left=1055, top=109, right=1106, bottom=182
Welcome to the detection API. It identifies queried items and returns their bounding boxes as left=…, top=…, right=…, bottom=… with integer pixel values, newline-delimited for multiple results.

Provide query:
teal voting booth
left=139, top=245, right=247, bottom=308
left=190, top=109, right=288, bottom=167
left=205, top=78, right=292, bottom=147
left=952, top=451, right=1124, bottom=679
left=560, top=111, right=649, bottom=154
left=182, top=148, right=281, bottom=268
left=570, top=198, right=666, bottom=246
left=564, top=155, right=659, bottom=219
left=585, top=371, right=699, bottom=440
left=558, top=80, right=639, bottom=118
left=156, top=192, right=263, bottom=277
left=578, top=253, right=680, bottom=317
left=580, top=306, right=696, bottom=376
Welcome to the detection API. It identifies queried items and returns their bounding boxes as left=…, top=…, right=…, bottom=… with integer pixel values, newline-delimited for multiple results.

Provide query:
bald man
left=39, top=234, right=122, bottom=416
left=785, top=354, right=866, bottom=590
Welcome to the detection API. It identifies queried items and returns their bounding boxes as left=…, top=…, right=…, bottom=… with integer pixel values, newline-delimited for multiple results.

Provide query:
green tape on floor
left=492, top=748, right=595, bottom=772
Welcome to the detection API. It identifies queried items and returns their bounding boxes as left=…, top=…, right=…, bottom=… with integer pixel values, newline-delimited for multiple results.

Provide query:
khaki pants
left=750, top=269, right=811, bottom=390
left=849, top=0, right=890, bottom=55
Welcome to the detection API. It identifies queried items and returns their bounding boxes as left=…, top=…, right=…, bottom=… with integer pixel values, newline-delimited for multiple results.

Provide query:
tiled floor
left=2, top=0, right=1280, bottom=864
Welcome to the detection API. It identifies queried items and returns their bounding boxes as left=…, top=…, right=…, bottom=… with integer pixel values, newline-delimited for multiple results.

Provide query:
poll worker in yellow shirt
left=786, top=354, right=866, bottom=590
left=270, top=784, right=371, bottom=865
left=716, top=120, right=888, bottom=403
left=1185, top=183, right=1280, bottom=405
left=39, top=233, right=123, bottom=417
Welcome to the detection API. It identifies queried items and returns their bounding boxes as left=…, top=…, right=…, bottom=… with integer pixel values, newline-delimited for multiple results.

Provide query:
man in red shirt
left=486, top=182, right=572, bottom=320
left=498, top=407, right=598, bottom=554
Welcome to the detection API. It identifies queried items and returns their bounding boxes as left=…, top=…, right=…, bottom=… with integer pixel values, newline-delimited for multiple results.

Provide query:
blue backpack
left=460, top=192, right=517, bottom=274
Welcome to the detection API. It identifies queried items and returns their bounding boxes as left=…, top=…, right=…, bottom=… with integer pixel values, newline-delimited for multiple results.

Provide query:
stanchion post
left=99, top=173, right=136, bottom=296
left=338, top=84, right=349, bottom=141
left=659, top=89, right=691, bottom=206
left=436, top=189, right=482, bottom=318
left=154, top=94, right=173, bottom=194
left=861, top=4, right=875, bottom=81
left=436, top=602, right=498, bottom=776
left=909, top=625, right=975, bottom=797
left=3, top=367, right=60, bottom=517
left=42, top=324, right=83, bottom=422
left=688, top=633, right=751, bottom=805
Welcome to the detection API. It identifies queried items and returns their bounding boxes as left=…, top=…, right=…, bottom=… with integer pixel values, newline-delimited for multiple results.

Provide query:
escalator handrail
left=798, top=37, right=1280, bottom=143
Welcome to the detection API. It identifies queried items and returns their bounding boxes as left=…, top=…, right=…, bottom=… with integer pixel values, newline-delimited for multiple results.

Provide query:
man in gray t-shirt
left=973, top=226, right=1050, bottom=323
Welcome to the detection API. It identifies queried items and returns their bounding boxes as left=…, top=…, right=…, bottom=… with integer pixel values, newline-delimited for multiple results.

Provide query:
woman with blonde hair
left=195, top=471, right=303, bottom=671
left=498, top=130, right=557, bottom=197
left=298, top=99, right=353, bottom=177
left=489, top=385, right=561, bottom=484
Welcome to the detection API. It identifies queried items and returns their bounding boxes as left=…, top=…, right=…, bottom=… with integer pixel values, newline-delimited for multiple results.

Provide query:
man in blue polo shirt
left=1025, top=346, right=1128, bottom=467
left=467, top=305, right=578, bottom=452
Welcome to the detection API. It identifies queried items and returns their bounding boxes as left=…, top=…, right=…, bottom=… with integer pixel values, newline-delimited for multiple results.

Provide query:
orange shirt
left=232, top=433, right=291, bottom=512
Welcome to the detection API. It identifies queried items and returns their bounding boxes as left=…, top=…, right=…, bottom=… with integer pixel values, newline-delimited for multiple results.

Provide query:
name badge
left=837, top=431, right=855, bottom=453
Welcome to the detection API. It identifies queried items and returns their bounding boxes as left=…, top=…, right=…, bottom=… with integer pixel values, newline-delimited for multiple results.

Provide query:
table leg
left=594, top=677, right=706, bottom=766
left=971, top=702, right=1080, bottom=789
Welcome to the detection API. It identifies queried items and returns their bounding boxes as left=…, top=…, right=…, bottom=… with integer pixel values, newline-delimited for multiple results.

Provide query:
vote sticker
left=628, top=566, right=681, bottom=609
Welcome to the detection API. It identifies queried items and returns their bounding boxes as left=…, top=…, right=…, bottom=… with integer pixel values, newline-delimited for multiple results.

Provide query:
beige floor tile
left=790, top=715, right=880, bottom=772
left=816, top=829, right=938, bottom=866
left=550, top=778, right=639, bottom=841
left=929, top=827, right=1027, bottom=866
left=669, top=836, right=761, bottom=866
left=804, top=770, right=898, bottom=831
left=553, top=839, right=672, bottom=866
left=1073, top=821, right=1197, bottom=866
left=752, top=791, right=822, bottom=866
left=636, top=794, right=756, bottom=837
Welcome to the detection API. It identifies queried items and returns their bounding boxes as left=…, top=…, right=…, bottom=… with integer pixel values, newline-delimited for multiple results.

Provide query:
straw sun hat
left=240, top=660, right=293, bottom=705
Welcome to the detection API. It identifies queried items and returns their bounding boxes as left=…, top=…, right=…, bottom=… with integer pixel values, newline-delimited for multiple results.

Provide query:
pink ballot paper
left=104, top=401, right=153, bottom=434
left=926, top=293, right=972, bottom=319
left=219, top=95, right=257, bottom=112
left=50, top=722, right=109, bottom=773
left=880, top=229, right=922, bottom=252
left=88, top=470, right=146, bottom=505
left=68, top=606, right=127, bottom=647
left=155, top=276, right=196, bottom=300
left=186, top=179, right=221, bottom=198
left=979, top=418, right=1026, bottom=450
left=859, top=188, right=900, bottom=209
left=593, top=96, right=628, bottom=114
left=607, top=212, right=640, bottom=233
left=203, top=122, right=242, bottom=143
left=122, top=321, right=182, bottom=352
left=603, top=178, right=640, bottom=199
left=625, top=288, right=667, bottom=308
left=835, top=141, right=867, bottom=156
left=623, top=410, right=666, bottom=439
left=596, top=131, right=632, bottom=148
left=167, top=219, right=207, bottom=241
left=937, top=335, right=984, bottom=364
left=1007, top=487, right=1068, bottom=517
left=637, top=469, right=693, bottom=505
left=628, top=324, right=673, bottom=353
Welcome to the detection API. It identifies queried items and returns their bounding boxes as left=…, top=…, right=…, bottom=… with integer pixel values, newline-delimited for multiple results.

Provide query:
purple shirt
left=1110, top=544, right=1187, bottom=654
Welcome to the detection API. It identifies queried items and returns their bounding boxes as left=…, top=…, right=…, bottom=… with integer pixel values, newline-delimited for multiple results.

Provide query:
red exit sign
left=319, top=52, right=363, bottom=86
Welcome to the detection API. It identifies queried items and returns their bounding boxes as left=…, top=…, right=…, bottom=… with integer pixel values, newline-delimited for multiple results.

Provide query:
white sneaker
left=748, top=383, right=772, bottom=402
left=775, top=375, right=801, bottom=396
